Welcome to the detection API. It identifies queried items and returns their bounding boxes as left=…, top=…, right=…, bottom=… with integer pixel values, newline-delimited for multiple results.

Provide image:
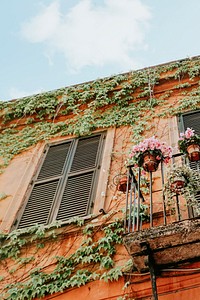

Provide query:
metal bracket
left=141, top=242, right=158, bottom=300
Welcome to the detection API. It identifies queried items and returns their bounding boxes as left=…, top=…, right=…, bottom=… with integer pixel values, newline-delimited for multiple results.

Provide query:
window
left=180, top=110, right=200, bottom=210
left=181, top=110, right=200, bottom=136
left=180, top=110, right=200, bottom=171
left=16, top=133, right=106, bottom=229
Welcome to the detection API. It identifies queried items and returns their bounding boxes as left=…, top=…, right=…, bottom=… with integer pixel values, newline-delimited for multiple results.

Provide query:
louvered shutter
left=182, top=111, right=200, bottom=136
left=182, top=111, right=200, bottom=171
left=182, top=111, right=200, bottom=206
left=17, top=133, right=105, bottom=229
left=56, top=134, right=102, bottom=221
left=18, top=142, right=71, bottom=228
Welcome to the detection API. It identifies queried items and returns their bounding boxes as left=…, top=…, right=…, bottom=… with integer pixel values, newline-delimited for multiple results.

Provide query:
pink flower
left=185, top=127, right=195, bottom=139
left=156, top=155, right=161, bottom=160
left=130, top=136, right=172, bottom=166
left=164, top=146, right=172, bottom=157
left=141, top=170, right=146, bottom=176
left=163, top=157, right=170, bottom=164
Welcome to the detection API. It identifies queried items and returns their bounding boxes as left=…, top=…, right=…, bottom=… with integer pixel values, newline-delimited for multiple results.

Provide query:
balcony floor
left=123, top=217, right=200, bottom=273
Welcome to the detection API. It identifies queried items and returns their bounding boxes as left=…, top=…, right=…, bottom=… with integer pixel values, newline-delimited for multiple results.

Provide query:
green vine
left=0, top=216, right=132, bottom=300
left=0, top=56, right=200, bottom=299
left=0, top=57, right=199, bottom=172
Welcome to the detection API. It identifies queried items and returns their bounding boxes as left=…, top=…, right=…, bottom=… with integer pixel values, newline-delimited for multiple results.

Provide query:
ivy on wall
left=0, top=57, right=200, bottom=172
left=0, top=57, right=200, bottom=299
left=0, top=214, right=132, bottom=300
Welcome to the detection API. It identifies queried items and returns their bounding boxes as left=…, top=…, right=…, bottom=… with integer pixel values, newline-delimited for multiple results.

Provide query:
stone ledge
left=123, top=217, right=200, bottom=272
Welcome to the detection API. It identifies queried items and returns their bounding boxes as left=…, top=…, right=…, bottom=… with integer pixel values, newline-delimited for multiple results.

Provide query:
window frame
left=178, top=110, right=200, bottom=217
left=14, top=132, right=107, bottom=229
left=178, top=109, right=200, bottom=134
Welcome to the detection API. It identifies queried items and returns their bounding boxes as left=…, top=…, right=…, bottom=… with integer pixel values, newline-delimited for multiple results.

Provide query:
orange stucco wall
left=42, top=278, right=126, bottom=300
left=124, top=262, right=200, bottom=300
left=34, top=261, right=200, bottom=300
left=0, top=66, right=200, bottom=300
left=0, top=72, right=198, bottom=233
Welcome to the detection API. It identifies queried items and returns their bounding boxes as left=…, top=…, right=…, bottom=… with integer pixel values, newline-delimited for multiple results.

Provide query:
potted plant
left=117, top=176, right=131, bottom=193
left=178, top=127, right=200, bottom=162
left=113, top=174, right=131, bottom=193
left=129, top=136, right=172, bottom=172
left=165, top=164, right=200, bottom=208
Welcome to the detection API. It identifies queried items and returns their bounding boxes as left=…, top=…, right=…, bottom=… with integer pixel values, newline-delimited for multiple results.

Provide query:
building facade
left=0, top=56, right=200, bottom=299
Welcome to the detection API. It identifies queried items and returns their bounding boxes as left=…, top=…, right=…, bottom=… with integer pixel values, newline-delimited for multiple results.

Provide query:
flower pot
left=170, top=176, right=185, bottom=195
left=186, top=144, right=200, bottom=162
left=117, top=177, right=131, bottom=193
left=142, top=152, right=160, bottom=172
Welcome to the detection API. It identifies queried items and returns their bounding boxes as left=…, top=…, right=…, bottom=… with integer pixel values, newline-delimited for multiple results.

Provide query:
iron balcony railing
left=124, top=153, right=200, bottom=233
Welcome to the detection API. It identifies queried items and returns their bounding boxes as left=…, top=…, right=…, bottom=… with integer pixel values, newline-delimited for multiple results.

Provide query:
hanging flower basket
left=113, top=174, right=131, bottom=193
left=170, top=176, right=186, bottom=195
left=165, top=165, right=200, bottom=206
left=129, top=136, right=172, bottom=173
left=186, top=144, right=200, bottom=162
left=117, top=176, right=131, bottom=193
left=142, top=151, right=160, bottom=172
left=178, top=128, right=200, bottom=162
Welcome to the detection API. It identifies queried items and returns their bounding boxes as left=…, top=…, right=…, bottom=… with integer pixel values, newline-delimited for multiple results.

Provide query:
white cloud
left=20, top=0, right=151, bottom=71
left=21, top=2, right=61, bottom=43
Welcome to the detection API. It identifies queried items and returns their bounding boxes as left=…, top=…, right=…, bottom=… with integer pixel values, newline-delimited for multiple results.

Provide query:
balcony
left=124, top=153, right=200, bottom=233
left=123, top=153, right=200, bottom=299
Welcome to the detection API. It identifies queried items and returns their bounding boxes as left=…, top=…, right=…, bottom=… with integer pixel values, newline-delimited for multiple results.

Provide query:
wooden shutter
left=182, top=111, right=200, bottom=136
left=181, top=111, right=200, bottom=207
left=182, top=111, right=200, bottom=168
left=17, top=133, right=105, bottom=228
left=17, top=142, right=72, bottom=228
left=182, top=111, right=200, bottom=171
left=17, top=180, right=59, bottom=228
left=56, top=134, right=103, bottom=221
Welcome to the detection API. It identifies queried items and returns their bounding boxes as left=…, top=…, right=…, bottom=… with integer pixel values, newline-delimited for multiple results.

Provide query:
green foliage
left=0, top=221, right=62, bottom=260
left=0, top=218, right=129, bottom=300
left=100, top=266, right=123, bottom=282
left=178, top=133, right=200, bottom=154
left=132, top=203, right=150, bottom=222
left=0, top=57, right=199, bottom=173
left=165, top=164, right=200, bottom=208
left=0, top=56, right=200, bottom=298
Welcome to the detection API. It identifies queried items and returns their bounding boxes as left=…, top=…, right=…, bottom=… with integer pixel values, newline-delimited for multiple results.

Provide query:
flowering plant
left=178, top=128, right=200, bottom=153
left=129, top=136, right=172, bottom=167
left=165, top=164, right=200, bottom=209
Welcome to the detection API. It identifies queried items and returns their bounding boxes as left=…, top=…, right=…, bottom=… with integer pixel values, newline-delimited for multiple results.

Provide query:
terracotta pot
left=142, top=152, right=160, bottom=172
left=170, top=176, right=185, bottom=195
left=186, top=144, right=200, bottom=162
left=117, top=177, right=131, bottom=193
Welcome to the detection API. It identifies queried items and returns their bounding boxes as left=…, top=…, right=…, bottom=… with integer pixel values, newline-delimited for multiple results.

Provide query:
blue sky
left=0, top=0, right=200, bottom=101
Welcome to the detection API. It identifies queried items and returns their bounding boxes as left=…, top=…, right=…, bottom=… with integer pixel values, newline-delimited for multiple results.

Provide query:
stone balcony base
left=123, top=217, right=200, bottom=273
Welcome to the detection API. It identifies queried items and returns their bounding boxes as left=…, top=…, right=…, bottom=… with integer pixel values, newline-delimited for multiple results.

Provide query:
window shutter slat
left=56, top=172, right=94, bottom=221
left=182, top=111, right=200, bottom=211
left=18, top=180, right=59, bottom=228
left=37, top=142, right=71, bottom=180
left=182, top=112, right=200, bottom=171
left=182, top=111, right=200, bottom=135
left=70, top=135, right=101, bottom=172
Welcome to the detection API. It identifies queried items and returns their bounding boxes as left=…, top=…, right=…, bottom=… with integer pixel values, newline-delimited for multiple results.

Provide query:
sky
left=0, top=0, right=200, bottom=101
